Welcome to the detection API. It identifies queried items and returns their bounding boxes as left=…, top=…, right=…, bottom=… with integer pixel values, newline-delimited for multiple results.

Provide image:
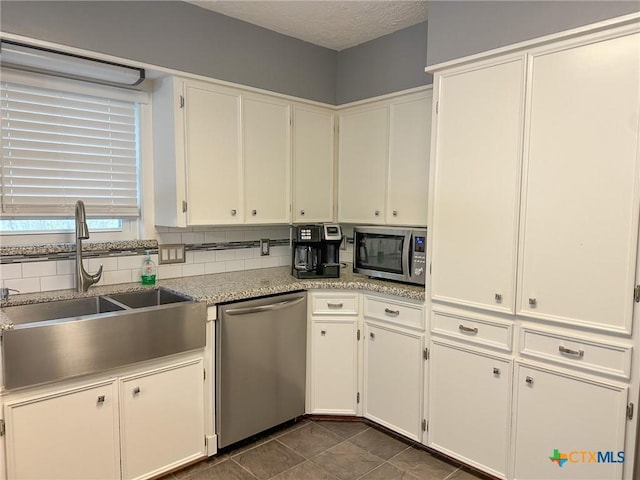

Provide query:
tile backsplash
left=1, top=226, right=291, bottom=294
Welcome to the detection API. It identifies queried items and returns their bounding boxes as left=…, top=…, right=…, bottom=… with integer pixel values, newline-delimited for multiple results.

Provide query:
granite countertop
left=0, top=265, right=425, bottom=330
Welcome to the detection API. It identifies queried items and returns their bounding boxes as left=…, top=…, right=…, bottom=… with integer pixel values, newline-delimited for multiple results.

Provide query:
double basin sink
left=0, top=288, right=206, bottom=390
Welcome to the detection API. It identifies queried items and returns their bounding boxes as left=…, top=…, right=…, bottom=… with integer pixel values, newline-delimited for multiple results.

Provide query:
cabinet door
left=243, top=96, right=291, bottom=224
left=517, top=33, right=640, bottom=334
left=293, top=105, right=335, bottom=223
left=364, top=322, right=423, bottom=440
left=5, top=381, right=119, bottom=480
left=430, top=57, right=525, bottom=314
left=428, top=341, right=511, bottom=479
left=387, top=93, right=432, bottom=226
left=338, top=106, right=388, bottom=224
left=184, top=82, right=242, bottom=225
left=310, top=320, right=358, bottom=414
left=513, top=364, right=628, bottom=480
left=120, top=359, right=205, bottom=480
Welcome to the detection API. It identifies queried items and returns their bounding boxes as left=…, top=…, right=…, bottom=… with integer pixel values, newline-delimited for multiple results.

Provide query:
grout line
left=229, top=456, right=261, bottom=480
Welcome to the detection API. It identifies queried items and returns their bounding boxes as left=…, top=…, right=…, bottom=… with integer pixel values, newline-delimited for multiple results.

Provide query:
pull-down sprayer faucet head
left=75, top=200, right=90, bottom=240
left=75, top=200, right=103, bottom=292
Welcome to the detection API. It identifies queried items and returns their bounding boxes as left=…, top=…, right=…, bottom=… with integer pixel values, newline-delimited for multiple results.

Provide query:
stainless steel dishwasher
left=216, top=291, right=307, bottom=448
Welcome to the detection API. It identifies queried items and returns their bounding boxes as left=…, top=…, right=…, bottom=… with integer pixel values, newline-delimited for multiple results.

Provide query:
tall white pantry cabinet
left=426, top=17, right=640, bottom=480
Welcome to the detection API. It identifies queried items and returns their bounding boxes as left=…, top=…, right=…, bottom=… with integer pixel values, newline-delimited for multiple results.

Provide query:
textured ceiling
left=187, top=1, right=428, bottom=51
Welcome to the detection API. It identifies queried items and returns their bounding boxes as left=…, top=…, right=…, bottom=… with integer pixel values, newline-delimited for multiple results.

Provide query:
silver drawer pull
left=458, top=324, right=478, bottom=334
left=327, top=302, right=344, bottom=309
left=384, top=308, right=400, bottom=316
left=559, top=345, right=584, bottom=358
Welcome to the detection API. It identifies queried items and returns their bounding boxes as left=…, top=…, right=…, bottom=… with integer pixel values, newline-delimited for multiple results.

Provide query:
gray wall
left=0, top=1, right=337, bottom=104
left=336, top=22, right=430, bottom=105
left=427, top=1, right=640, bottom=66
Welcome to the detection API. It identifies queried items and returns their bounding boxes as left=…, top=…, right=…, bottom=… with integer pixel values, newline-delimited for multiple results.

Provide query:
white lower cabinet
left=512, top=363, right=629, bottom=480
left=309, top=321, right=359, bottom=414
left=4, top=380, right=120, bottom=480
left=120, top=359, right=205, bottom=480
left=428, top=340, right=511, bottom=479
left=364, top=321, right=423, bottom=440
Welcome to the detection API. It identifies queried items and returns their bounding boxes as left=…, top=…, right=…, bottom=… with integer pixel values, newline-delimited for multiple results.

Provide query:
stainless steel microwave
left=353, top=226, right=427, bottom=285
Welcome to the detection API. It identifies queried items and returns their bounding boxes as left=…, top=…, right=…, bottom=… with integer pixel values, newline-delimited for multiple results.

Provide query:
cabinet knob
left=525, top=376, right=534, bottom=386
left=392, top=210, right=398, bottom=217
left=231, top=209, right=237, bottom=216
left=97, top=395, right=105, bottom=404
left=300, top=210, right=305, bottom=216
left=252, top=209, right=257, bottom=216
left=528, top=298, right=537, bottom=307
left=133, top=386, right=141, bottom=395
left=321, top=330, right=326, bottom=336
left=374, top=210, right=380, bottom=216
left=493, top=368, right=500, bottom=376
left=494, top=293, right=503, bottom=303
left=370, top=332, right=375, bottom=339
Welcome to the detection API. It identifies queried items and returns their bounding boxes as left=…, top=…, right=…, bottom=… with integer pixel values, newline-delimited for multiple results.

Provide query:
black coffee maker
left=292, top=224, right=342, bottom=279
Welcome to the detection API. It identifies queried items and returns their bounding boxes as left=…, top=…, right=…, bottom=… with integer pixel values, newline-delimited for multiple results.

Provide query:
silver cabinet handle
left=300, top=210, right=305, bottom=216
left=231, top=209, right=237, bottom=216
left=493, top=368, right=500, bottom=376
left=392, top=210, right=398, bottom=217
left=133, top=386, right=141, bottom=395
left=327, top=302, right=344, bottom=309
left=374, top=210, right=380, bottom=216
left=458, top=324, right=478, bottom=334
left=559, top=345, right=584, bottom=358
left=494, top=293, right=502, bottom=302
left=528, top=298, right=537, bottom=307
left=97, top=395, right=105, bottom=404
left=251, top=209, right=257, bottom=216
left=384, top=308, right=400, bottom=316
left=525, top=376, right=534, bottom=386
left=370, top=332, right=375, bottom=339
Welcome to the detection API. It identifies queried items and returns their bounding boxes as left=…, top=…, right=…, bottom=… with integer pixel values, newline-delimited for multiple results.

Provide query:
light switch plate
left=260, top=239, right=270, bottom=256
left=158, top=244, right=186, bottom=264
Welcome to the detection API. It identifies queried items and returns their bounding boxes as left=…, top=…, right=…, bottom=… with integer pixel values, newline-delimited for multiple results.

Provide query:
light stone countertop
left=0, top=265, right=425, bottom=330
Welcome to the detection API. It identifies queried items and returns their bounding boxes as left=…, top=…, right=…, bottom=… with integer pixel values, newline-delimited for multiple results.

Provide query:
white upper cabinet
left=430, top=57, right=526, bottom=314
left=387, top=92, right=432, bottom=226
left=338, top=105, right=389, bottom=224
left=243, top=96, right=291, bottom=224
left=292, top=105, right=335, bottom=223
left=183, top=81, right=242, bottom=225
left=517, top=32, right=640, bottom=334
left=338, top=90, right=432, bottom=226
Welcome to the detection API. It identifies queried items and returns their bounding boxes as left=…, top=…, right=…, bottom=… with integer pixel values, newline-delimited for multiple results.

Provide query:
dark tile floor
left=161, top=419, right=492, bottom=480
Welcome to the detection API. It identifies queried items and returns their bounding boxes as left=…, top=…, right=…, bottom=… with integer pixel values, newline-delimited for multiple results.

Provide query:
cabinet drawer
left=431, top=311, right=512, bottom=351
left=363, top=295, right=423, bottom=329
left=519, top=327, right=632, bottom=380
left=312, top=293, right=359, bottom=315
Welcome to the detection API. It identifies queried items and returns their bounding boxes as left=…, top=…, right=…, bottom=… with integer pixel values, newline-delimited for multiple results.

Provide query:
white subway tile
left=216, top=249, right=235, bottom=262
left=21, top=261, right=57, bottom=278
left=225, top=229, right=245, bottom=242
left=182, top=263, right=205, bottom=277
left=244, top=228, right=263, bottom=241
left=271, top=246, right=290, bottom=257
left=158, top=264, right=183, bottom=279
left=205, top=262, right=226, bottom=274
left=244, top=258, right=262, bottom=270
left=5, top=277, right=40, bottom=293
left=340, top=250, right=353, bottom=263
left=118, top=254, right=144, bottom=270
left=104, top=270, right=134, bottom=286
left=278, top=256, right=291, bottom=267
left=182, top=232, right=205, bottom=244
left=225, top=260, right=245, bottom=272
left=204, top=231, right=227, bottom=244
left=235, top=248, right=256, bottom=260
left=194, top=250, right=217, bottom=263
left=41, top=274, right=74, bottom=292
left=0, top=263, right=22, bottom=280
left=184, top=251, right=196, bottom=264
left=89, top=257, right=119, bottom=272
left=262, top=256, right=280, bottom=268
left=56, top=260, right=74, bottom=275
left=156, top=232, right=183, bottom=244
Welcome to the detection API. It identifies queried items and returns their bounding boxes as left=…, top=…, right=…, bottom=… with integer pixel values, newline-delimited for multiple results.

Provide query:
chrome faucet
left=75, top=200, right=103, bottom=292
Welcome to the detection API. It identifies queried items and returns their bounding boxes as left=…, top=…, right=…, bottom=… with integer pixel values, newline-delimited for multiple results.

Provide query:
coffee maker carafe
left=292, top=224, right=342, bottom=279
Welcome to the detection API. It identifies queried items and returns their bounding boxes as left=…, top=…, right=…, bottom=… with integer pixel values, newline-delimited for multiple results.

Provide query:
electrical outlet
left=158, top=244, right=186, bottom=264
left=260, top=239, right=270, bottom=256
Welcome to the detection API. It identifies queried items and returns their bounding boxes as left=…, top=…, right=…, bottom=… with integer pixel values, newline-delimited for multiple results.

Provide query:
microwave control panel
left=411, top=236, right=427, bottom=279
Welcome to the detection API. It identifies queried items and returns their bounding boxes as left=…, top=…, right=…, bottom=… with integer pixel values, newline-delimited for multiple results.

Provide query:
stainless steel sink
left=1, top=288, right=206, bottom=390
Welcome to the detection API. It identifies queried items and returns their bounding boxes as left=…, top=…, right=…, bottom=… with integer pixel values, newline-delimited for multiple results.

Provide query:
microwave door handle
left=403, top=233, right=411, bottom=279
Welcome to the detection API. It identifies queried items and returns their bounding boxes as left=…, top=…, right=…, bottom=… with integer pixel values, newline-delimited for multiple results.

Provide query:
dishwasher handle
left=224, top=296, right=305, bottom=315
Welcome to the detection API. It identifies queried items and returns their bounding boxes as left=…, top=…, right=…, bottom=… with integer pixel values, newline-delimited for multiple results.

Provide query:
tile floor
left=161, top=419, right=493, bottom=480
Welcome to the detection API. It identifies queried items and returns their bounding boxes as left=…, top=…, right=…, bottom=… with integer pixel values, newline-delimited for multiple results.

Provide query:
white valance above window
left=1, top=73, right=141, bottom=217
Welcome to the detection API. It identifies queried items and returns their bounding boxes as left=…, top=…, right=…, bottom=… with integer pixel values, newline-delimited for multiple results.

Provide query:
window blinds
left=0, top=80, right=139, bottom=217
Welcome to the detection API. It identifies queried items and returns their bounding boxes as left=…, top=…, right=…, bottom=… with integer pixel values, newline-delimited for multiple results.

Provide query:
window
left=0, top=69, right=143, bottom=233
